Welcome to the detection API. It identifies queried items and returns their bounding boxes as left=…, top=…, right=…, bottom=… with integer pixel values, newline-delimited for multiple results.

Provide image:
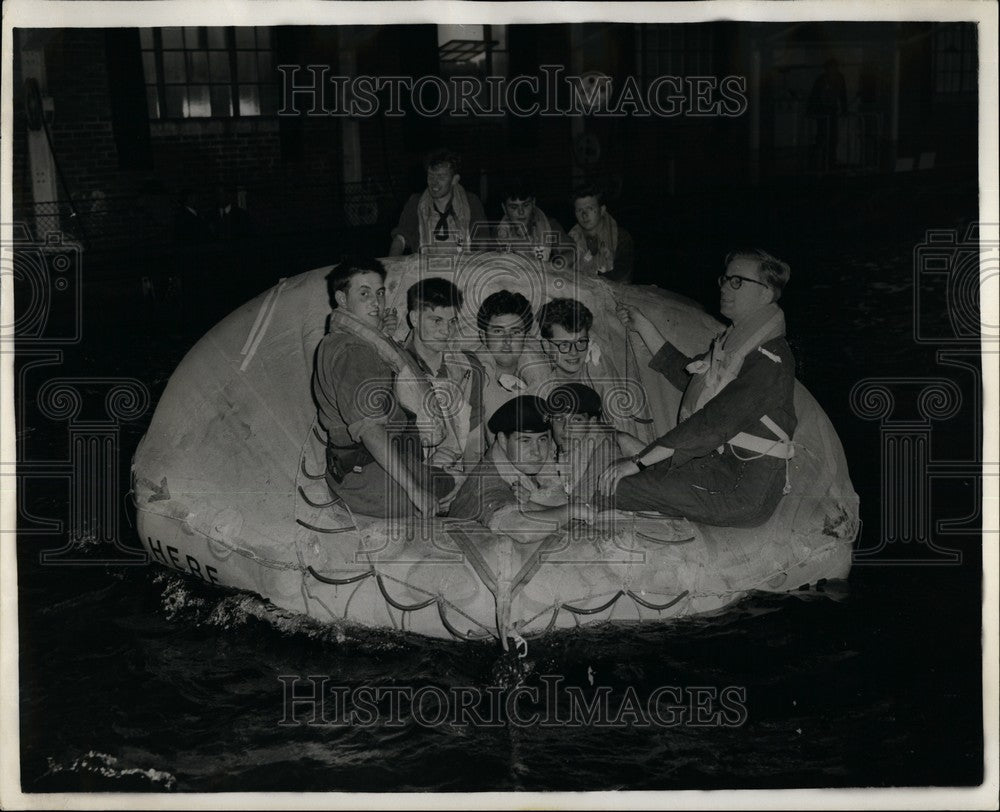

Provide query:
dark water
left=16, top=214, right=985, bottom=792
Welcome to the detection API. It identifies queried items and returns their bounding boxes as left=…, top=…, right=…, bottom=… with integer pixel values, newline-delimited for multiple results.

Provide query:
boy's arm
left=357, top=423, right=437, bottom=516
left=615, top=429, right=647, bottom=457
left=389, top=194, right=419, bottom=255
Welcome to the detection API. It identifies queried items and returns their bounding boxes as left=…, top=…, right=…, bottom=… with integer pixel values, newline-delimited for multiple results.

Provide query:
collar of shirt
left=475, top=351, right=526, bottom=390
left=403, top=332, right=448, bottom=378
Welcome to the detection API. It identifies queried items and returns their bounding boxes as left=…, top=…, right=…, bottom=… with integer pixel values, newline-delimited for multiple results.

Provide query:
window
left=437, top=24, right=508, bottom=78
left=636, top=23, right=714, bottom=88
left=932, top=23, right=977, bottom=97
left=140, top=26, right=277, bottom=119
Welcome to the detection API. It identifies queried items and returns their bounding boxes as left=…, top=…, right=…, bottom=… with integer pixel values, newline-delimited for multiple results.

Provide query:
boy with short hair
left=448, top=396, right=597, bottom=541
left=312, top=256, right=453, bottom=518
left=389, top=149, right=487, bottom=256
left=526, top=297, right=595, bottom=389
left=523, top=296, right=645, bottom=439
left=494, top=176, right=570, bottom=262
left=403, top=277, right=484, bottom=469
left=473, top=290, right=533, bottom=422
left=569, top=183, right=634, bottom=282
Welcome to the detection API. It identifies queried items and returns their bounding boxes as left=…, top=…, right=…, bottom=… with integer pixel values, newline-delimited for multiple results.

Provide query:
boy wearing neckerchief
left=389, top=149, right=487, bottom=256
left=568, top=183, right=634, bottom=283
left=448, top=395, right=597, bottom=542
left=494, top=176, right=571, bottom=263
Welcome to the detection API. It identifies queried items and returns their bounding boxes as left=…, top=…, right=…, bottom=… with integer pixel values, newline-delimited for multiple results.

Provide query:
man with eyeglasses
left=598, top=249, right=797, bottom=528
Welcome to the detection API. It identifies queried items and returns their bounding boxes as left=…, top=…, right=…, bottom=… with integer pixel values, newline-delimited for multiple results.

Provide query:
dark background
left=10, top=20, right=986, bottom=792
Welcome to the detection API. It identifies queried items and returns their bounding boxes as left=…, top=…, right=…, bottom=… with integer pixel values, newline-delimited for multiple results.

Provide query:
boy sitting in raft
left=402, top=277, right=484, bottom=470
left=533, top=382, right=647, bottom=507
left=494, top=176, right=572, bottom=263
left=312, top=257, right=454, bottom=518
left=473, top=290, right=533, bottom=431
left=449, top=395, right=598, bottom=543
left=522, top=297, right=594, bottom=394
left=569, top=183, right=634, bottom=283
left=389, top=148, right=487, bottom=256
left=598, top=249, right=797, bottom=528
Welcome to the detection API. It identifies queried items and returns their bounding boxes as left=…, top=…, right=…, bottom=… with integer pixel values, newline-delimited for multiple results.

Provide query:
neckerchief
left=679, top=302, right=785, bottom=420
left=432, top=200, right=454, bottom=241
left=417, top=184, right=472, bottom=249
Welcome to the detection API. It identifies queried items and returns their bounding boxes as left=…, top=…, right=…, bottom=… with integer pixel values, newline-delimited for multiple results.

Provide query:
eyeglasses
left=718, top=274, right=770, bottom=291
left=546, top=337, right=590, bottom=354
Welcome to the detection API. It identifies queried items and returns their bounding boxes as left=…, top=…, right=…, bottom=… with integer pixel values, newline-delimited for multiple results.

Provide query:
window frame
left=931, top=22, right=977, bottom=99
left=141, top=26, right=277, bottom=120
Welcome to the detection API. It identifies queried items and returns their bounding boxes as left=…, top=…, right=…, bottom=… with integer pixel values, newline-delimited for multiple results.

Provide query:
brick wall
left=13, top=28, right=347, bottom=252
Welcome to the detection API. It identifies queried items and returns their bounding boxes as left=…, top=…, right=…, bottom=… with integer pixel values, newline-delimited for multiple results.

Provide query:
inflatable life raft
left=132, top=252, right=860, bottom=642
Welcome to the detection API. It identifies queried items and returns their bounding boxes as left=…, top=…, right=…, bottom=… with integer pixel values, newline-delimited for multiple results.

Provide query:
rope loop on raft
left=306, top=565, right=374, bottom=586
left=560, top=588, right=690, bottom=616
left=297, top=485, right=343, bottom=510
left=626, top=588, right=689, bottom=611
left=300, top=457, right=326, bottom=481
left=295, top=518, right=356, bottom=535
left=375, top=572, right=437, bottom=612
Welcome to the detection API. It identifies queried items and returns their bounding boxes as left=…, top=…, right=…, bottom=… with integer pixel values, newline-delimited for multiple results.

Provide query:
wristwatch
left=632, top=454, right=648, bottom=472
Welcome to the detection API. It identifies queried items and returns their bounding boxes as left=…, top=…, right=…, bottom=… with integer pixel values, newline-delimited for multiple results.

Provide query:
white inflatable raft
left=132, top=252, right=859, bottom=642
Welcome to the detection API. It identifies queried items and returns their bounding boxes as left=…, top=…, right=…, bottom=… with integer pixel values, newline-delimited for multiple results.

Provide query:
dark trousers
left=326, top=433, right=454, bottom=519
left=614, top=450, right=786, bottom=528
